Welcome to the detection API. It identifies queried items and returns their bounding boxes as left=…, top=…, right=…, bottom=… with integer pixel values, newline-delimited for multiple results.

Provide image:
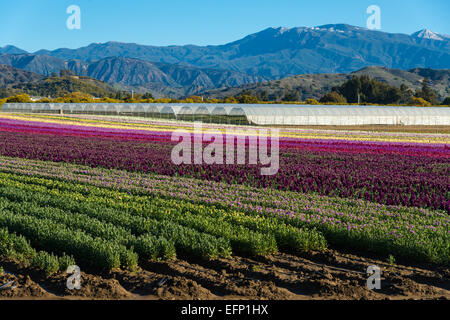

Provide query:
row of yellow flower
left=1, top=113, right=448, bottom=144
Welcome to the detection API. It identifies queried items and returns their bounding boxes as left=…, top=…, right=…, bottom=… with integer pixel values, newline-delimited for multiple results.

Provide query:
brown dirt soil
left=1, top=249, right=449, bottom=300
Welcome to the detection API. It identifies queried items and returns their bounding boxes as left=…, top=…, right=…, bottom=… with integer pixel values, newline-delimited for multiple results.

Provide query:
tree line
left=1, top=75, right=449, bottom=106
left=319, top=75, right=445, bottom=106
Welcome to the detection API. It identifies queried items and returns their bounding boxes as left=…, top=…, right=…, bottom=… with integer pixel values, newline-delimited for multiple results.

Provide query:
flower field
left=0, top=113, right=448, bottom=277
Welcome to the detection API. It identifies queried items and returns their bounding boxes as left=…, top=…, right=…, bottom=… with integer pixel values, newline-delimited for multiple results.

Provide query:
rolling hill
left=0, top=54, right=67, bottom=76
left=201, top=67, right=450, bottom=102
left=0, top=64, right=44, bottom=87
left=0, top=54, right=263, bottom=97
left=10, top=76, right=118, bottom=98
left=0, top=64, right=118, bottom=98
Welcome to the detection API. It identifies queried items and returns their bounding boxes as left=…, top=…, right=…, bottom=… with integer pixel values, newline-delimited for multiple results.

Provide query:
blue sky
left=1, top=0, right=449, bottom=52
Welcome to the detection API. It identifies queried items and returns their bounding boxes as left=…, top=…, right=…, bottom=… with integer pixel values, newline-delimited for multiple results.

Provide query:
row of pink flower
left=60, top=114, right=450, bottom=139
left=1, top=118, right=448, bottom=158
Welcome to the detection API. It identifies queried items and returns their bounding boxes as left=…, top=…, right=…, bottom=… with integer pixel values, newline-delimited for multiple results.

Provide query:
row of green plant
left=0, top=228, right=75, bottom=275
left=0, top=209, right=135, bottom=270
left=78, top=181, right=450, bottom=265
left=0, top=192, right=176, bottom=263
left=7, top=160, right=448, bottom=265
left=0, top=171, right=327, bottom=255
left=0, top=184, right=231, bottom=264
left=0, top=183, right=233, bottom=260
left=1, top=162, right=447, bottom=266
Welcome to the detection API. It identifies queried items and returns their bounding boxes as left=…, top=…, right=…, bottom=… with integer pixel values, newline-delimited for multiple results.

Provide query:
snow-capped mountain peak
left=411, top=29, right=445, bottom=41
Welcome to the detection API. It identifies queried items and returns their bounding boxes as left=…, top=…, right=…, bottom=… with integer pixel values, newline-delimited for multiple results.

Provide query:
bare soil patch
left=1, top=248, right=448, bottom=300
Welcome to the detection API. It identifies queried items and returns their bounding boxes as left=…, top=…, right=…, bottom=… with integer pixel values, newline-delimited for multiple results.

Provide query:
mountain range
left=0, top=54, right=263, bottom=97
left=1, top=24, right=449, bottom=98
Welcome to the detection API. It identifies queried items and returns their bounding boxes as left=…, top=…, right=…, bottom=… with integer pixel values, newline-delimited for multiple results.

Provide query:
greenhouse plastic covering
left=2, top=103, right=450, bottom=125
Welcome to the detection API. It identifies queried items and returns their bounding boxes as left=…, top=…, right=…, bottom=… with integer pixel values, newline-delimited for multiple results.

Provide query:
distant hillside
left=0, top=54, right=263, bottom=97
left=34, top=24, right=450, bottom=79
left=0, top=64, right=44, bottom=87
left=0, top=45, right=28, bottom=55
left=8, top=75, right=117, bottom=98
left=153, top=61, right=263, bottom=96
left=77, top=57, right=263, bottom=97
left=201, top=67, right=450, bottom=102
left=0, top=54, right=67, bottom=76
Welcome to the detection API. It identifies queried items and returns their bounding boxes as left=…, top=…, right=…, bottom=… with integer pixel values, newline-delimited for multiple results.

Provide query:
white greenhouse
left=1, top=103, right=450, bottom=126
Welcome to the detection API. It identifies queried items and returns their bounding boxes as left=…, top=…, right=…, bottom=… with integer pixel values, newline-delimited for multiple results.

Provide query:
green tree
left=60, top=69, right=75, bottom=77
left=334, top=75, right=402, bottom=104
left=115, top=91, right=124, bottom=100
left=320, top=91, right=347, bottom=103
left=399, top=84, right=413, bottom=104
left=142, top=92, right=154, bottom=99
left=0, top=88, right=14, bottom=99
left=237, top=94, right=259, bottom=104
left=123, top=93, right=134, bottom=102
left=6, top=94, right=31, bottom=103
left=442, top=97, right=450, bottom=106
left=305, top=98, right=319, bottom=105
left=224, top=97, right=238, bottom=104
left=56, top=91, right=93, bottom=103
left=415, top=78, right=438, bottom=105
left=282, top=90, right=301, bottom=102
left=257, top=90, right=269, bottom=101
left=335, top=76, right=362, bottom=103
left=410, top=97, right=431, bottom=107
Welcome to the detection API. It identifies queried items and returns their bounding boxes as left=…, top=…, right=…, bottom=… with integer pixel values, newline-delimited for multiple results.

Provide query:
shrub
left=237, top=94, right=259, bottom=104
left=6, top=94, right=31, bottom=103
left=31, top=251, right=60, bottom=276
left=410, top=97, right=431, bottom=106
left=305, top=98, right=320, bottom=105
left=224, top=97, right=238, bottom=104
left=319, top=91, right=347, bottom=103
left=130, top=235, right=176, bottom=261
left=0, top=227, right=76, bottom=274
left=36, top=98, right=51, bottom=103
left=58, top=254, right=76, bottom=271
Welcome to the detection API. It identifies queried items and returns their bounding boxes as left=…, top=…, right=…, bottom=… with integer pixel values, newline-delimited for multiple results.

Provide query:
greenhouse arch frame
left=1, top=103, right=450, bottom=126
